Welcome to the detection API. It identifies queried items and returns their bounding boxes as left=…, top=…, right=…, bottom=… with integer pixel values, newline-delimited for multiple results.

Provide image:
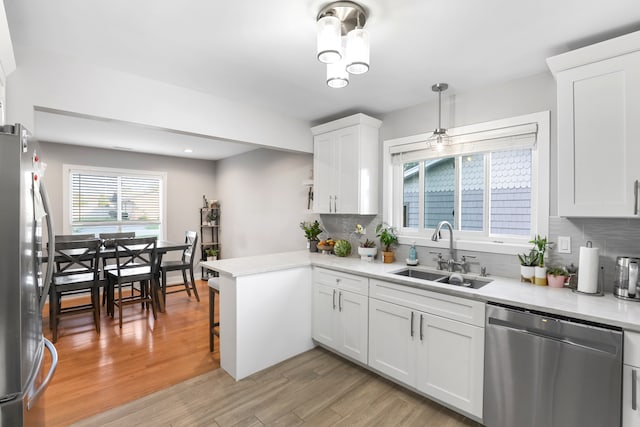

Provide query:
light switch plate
left=558, top=236, right=571, bottom=254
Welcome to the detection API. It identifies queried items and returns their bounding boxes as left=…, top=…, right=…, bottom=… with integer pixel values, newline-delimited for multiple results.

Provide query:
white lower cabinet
left=312, top=281, right=368, bottom=364
left=312, top=270, right=484, bottom=420
left=624, top=331, right=640, bottom=426
left=368, top=299, right=416, bottom=384
left=368, top=280, right=484, bottom=419
left=415, top=312, right=484, bottom=417
left=623, top=364, right=640, bottom=427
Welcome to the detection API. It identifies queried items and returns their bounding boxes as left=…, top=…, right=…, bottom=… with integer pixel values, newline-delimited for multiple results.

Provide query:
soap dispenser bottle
left=408, top=242, right=418, bottom=266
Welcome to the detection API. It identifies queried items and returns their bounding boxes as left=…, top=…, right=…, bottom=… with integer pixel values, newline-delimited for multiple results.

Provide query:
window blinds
left=390, top=123, right=538, bottom=164
left=70, top=171, right=161, bottom=225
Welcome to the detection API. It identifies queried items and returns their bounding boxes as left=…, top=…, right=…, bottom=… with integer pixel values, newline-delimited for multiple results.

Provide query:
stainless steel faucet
left=432, top=220, right=455, bottom=262
left=431, top=220, right=468, bottom=272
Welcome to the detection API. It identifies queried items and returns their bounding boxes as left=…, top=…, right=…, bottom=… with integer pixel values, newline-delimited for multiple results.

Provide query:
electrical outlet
left=557, top=236, right=571, bottom=254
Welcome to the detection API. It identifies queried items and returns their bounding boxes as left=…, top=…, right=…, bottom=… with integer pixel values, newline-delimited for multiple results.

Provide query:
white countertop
left=200, top=250, right=640, bottom=332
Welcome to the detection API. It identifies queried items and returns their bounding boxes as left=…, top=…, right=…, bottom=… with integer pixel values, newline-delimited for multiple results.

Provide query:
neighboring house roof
left=402, top=149, right=532, bottom=193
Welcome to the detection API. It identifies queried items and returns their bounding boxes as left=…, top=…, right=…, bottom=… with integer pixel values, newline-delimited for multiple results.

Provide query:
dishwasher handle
left=487, top=316, right=620, bottom=357
left=633, top=369, right=638, bottom=411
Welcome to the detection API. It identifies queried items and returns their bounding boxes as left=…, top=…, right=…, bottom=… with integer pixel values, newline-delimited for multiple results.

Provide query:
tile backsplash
left=318, top=214, right=640, bottom=289
left=318, top=214, right=521, bottom=279
left=548, top=216, right=640, bottom=291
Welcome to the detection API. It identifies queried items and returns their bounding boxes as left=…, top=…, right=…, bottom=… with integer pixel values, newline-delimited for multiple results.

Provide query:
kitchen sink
left=437, top=276, right=492, bottom=289
left=392, top=268, right=447, bottom=282
left=391, top=268, right=493, bottom=289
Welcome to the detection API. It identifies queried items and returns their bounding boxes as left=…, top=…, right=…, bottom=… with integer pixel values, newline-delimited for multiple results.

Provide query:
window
left=385, top=112, right=549, bottom=254
left=63, top=165, right=167, bottom=238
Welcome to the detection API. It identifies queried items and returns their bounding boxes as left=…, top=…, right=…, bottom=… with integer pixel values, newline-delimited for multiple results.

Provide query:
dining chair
left=99, top=232, right=136, bottom=306
left=49, top=234, right=100, bottom=329
left=106, top=236, right=158, bottom=328
left=50, top=239, right=102, bottom=343
left=55, top=233, right=96, bottom=242
left=159, top=231, right=200, bottom=306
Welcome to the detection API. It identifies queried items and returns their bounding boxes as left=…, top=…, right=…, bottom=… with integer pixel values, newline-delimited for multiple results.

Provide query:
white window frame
left=382, top=111, right=550, bottom=256
left=62, top=164, right=168, bottom=239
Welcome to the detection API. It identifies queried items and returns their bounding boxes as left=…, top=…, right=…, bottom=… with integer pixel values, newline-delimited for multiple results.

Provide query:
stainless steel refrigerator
left=0, top=123, right=57, bottom=426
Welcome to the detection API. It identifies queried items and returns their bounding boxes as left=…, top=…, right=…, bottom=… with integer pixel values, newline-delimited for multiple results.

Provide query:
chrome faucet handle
left=429, top=252, right=445, bottom=270
left=480, top=266, right=487, bottom=277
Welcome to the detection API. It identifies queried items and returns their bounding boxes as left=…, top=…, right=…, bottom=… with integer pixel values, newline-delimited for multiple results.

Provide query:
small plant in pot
left=517, top=249, right=539, bottom=283
left=376, top=224, right=398, bottom=264
left=358, top=239, right=377, bottom=262
left=206, top=210, right=219, bottom=226
left=300, top=220, right=323, bottom=252
left=530, top=234, right=553, bottom=286
left=354, top=223, right=377, bottom=261
left=205, top=248, right=218, bottom=261
left=547, top=266, right=568, bottom=288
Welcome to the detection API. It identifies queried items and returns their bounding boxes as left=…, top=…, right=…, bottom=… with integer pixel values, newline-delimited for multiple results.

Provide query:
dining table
left=43, top=239, right=190, bottom=314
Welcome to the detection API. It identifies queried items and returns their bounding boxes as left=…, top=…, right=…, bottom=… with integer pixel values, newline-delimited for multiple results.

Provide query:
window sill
left=398, top=235, right=530, bottom=256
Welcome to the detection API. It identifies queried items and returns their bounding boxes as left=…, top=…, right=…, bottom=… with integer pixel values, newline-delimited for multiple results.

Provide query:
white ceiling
left=5, top=0, right=640, bottom=159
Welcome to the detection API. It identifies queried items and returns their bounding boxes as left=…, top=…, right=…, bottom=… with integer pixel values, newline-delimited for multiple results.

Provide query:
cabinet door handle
left=338, top=291, right=343, bottom=312
left=410, top=311, right=414, bottom=337
left=334, top=195, right=338, bottom=212
left=635, top=180, right=639, bottom=215
left=332, top=289, right=336, bottom=310
left=328, top=195, right=332, bottom=213
left=420, top=314, right=424, bottom=341
left=633, top=369, right=637, bottom=411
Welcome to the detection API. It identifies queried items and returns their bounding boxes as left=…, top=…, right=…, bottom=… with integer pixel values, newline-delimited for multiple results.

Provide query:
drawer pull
left=410, top=311, right=414, bottom=337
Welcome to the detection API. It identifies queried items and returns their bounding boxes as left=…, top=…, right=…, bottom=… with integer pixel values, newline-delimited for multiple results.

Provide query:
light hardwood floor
left=45, top=280, right=480, bottom=427
left=42, top=280, right=219, bottom=426
left=70, top=346, right=481, bottom=427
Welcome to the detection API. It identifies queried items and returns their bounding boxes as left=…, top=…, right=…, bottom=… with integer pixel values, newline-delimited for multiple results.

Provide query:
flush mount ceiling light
left=427, top=83, right=451, bottom=148
left=316, top=1, right=369, bottom=88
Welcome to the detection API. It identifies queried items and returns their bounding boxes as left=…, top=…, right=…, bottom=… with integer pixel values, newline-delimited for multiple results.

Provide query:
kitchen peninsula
left=202, top=251, right=640, bottom=381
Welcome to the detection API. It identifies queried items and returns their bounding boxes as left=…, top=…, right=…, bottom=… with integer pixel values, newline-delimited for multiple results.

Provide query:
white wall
left=215, top=148, right=313, bottom=258
left=7, top=48, right=312, bottom=153
left=40, top=141, right=216, bottom=267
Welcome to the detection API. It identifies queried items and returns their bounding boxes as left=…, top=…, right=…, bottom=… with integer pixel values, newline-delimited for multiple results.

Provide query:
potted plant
left=530, top=234, right=553, bottom=286
left=354, top=223, right=377, bottom=261
left=300, top=220, right=323, bottom=252
left=376, top=224, right=398, bottom=264
left=205, top=248, right=218, bottom=261
left=547, top=266, right=568, bottom=288
left=358, top=239, right=377, bottom=262
left=517, top=249, right=539, bottom=283
left=207, top=210, right=218, bottom=226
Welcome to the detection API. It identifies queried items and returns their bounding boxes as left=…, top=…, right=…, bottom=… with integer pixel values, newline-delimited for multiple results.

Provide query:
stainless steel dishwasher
left=484, top=303, right=623, bottom=427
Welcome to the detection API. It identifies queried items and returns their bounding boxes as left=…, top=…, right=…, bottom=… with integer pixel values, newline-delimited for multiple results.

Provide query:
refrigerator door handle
left=39, top=182, right=55, bottom=312
left=27, top=338, right=58, bottom=410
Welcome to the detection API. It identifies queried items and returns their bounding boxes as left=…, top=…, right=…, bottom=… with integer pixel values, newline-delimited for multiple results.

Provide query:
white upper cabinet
left=548, top=31, right=640, bottom=217
left=311, top=113, right=381, bottom=214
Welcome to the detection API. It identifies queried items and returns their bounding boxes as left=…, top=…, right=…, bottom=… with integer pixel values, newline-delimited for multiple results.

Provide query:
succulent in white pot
left=357, top=239, right=377, bottom=262
left=517, top=249, right=538, bottom=283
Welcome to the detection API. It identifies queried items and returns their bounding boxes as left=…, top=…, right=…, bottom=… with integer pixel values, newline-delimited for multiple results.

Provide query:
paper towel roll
left=578, top=246, right=600, bottom=293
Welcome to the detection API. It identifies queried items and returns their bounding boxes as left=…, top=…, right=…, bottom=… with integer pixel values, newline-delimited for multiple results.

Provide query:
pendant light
left=316, top=1, right=369, bottom=88
left=427, top=83, right=451, bottom=147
